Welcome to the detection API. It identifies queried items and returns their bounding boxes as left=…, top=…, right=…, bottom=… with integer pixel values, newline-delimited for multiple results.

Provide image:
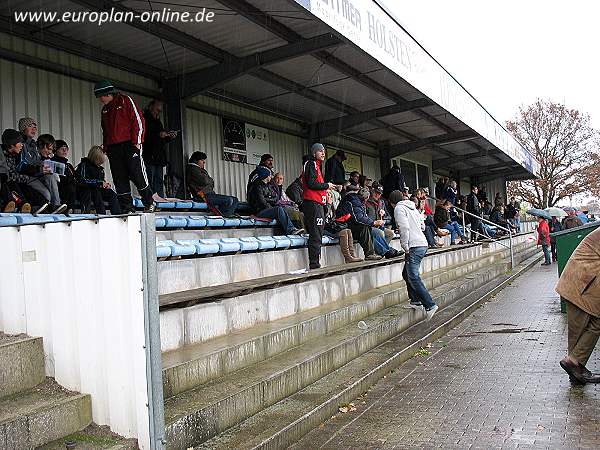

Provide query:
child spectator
left=16, top=131, right=66, bottom=213
left=52, top=140, right=77, bottom=212
left=246, top=154, right=274, bottom=200
left=434, top=199, right=466, bottom=245
left=247, top=166, right=303, bottom=235
left=76, top=145, right=120, bottom=215
left=186, top=151, right=239, bottom=216
left=1, top=128, right=46, bottom=213
left=537, top=216, right=551, bottom=266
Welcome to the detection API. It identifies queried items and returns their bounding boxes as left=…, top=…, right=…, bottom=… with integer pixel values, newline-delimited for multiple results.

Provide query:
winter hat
left=371, top=181, right=384, bottom=194
left=255, top=166, right=273, bottom=181
left=18, top=117, right=36, bottom=133
left=93, top=79, right=117, bottom=97
left=311, top=143, right=325, bottom=154
left=1, top=129, right=23, bottom=146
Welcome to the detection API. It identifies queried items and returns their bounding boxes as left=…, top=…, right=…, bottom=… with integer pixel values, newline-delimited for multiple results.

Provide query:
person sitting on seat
left=247, top=153, right=274, bottom=200
left=434, top=200, right=466, bottom=245
left=75, top=145, right=120, bottom=215
left=248, top=166, right=303, bottom=235
left=52, top=140, right=77, bottom=213
left=366, top=182, right=400, bottom=257
left=490, top=204, right=511, bottom=236
left=1, top=128, right=47, bottom=213
left=17, top=132, right=66, bottom=213
left=269, top=172, right=304, bottom=229
left=187, top=151, right=239, bottom=217
left=324, top=188, right=361, bottom=263
left=336, top=185, right=384, bottom=261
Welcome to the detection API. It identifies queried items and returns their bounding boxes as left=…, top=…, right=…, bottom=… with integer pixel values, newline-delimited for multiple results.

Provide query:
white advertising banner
left=246, top=123, right=271, bottom=166
left=292, top=0, right=539, bottom=175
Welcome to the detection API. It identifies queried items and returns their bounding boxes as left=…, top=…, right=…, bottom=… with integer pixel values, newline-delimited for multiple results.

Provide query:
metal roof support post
left=163, top=79, right=187, bottom=198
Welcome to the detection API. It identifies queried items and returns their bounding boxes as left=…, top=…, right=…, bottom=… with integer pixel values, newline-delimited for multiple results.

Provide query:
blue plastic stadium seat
left=156, top=242, right=172, bottom=258
left=256, top=236, right=277, bottom=250
left=287, top=235, right=307, bottom=247
left=155, top=217, right=167, bottom=228
left=218, top=238, right=242, bottom=253
left=239, top=217, right=255, bottom=227
left=185, top=216, right=208, bottom=228
left=272, top=236, right=291, bottom=249
left=161, top=239, right=196, bottom=257
left=175, top=201, right=193, bottom=209
left=223, top=218, right=241, bottom=227
left=239, top=237, right=260, bottom=251
left=163, top=216, right=188, bottom=228
left=254, top=219, right=277, bottom=227
left=0, top=216, right=18, bottom=226
left=190, top=201, right=208, bottom=210
left=197, top=239, right=221, bottom=254
left=157, top=201, right=176, bottom=209
left=133, top=198, right=144, bottom=208
left=322, top=235, right=339, bottom=245
left=205, top=216, right=226, bottom=227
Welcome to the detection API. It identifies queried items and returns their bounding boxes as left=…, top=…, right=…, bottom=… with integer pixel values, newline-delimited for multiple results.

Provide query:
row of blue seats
left=155, top=215, right=276, bottom=229
left=0, top=213, right=96, bottom=226
left=133, top=198, right=253, bottom=213
left=156, top=235, right=340, bottom=258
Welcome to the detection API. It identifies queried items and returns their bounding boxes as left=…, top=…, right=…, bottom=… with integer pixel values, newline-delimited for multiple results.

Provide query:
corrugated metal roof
left=247, top=0, right=333, bottom=38
left=309, top=76, right=394, bottom=111
left=218, top=74, right=290, bottom=103
left=259, top=92, right=341, bottom=123
left=266, top=55, right=347, bottom=88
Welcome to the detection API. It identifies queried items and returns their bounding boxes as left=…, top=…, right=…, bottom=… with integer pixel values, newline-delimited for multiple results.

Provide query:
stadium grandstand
left=0, top=1, right=541, bottom=449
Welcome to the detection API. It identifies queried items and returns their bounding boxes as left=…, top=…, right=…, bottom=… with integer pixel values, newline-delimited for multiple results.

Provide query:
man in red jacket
left=302, top=143, right=338, bottom=270
left=537, top=216, right=551, bottom=265
left=94, top=80, right=155, bottom=213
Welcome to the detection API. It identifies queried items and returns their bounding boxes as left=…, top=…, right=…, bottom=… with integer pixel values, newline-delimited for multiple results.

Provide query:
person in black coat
left=246, top=153, right=274, bottom=200
left=76, top=146, right=120, bottom=215
left=324, top=149, right=347, bottom=184
left=52, top=140, right=77, bottom=212
left=466, top=185, right=482, bottom=241
left=142, top=100, right=176, bottom=197
left=247, top=166, right=302, bottom=235
left=381, top=163, right=406, bottom=198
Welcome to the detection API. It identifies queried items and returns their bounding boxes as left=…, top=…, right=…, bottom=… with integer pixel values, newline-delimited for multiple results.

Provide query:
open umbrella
left=527, top=208, right=552, bottom=220
left=544, top=207, right=567, bottom=218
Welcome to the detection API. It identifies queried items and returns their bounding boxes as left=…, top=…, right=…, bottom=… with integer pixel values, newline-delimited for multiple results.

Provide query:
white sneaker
left=425, top=305, right=439, bottom=321
left=403, top=303, right=424, bottom=310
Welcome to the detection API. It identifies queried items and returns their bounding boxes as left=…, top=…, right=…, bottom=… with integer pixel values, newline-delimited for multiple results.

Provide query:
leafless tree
left=506, top=99, right=599, bottom=208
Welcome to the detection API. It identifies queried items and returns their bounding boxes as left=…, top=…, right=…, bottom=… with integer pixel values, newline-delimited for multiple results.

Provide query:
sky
left=380, top=0, right=600, bottom=129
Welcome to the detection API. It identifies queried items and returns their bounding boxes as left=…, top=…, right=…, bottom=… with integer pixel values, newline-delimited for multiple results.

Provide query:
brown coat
left=556, top=227, right=600, bottom=317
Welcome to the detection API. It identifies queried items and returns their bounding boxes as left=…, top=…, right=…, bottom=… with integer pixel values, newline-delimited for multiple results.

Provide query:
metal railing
left=428, top=197, right=514, bottom=269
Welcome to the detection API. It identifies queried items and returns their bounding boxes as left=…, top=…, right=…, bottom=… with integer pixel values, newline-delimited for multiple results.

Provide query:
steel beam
left=182, top=33, right=341, bottom=97
left=0, top=15, right=165, bottom=81
left=312, top=98, right=434, bottom=138
left=460, top=162, right=519, bottom=177
left=388, top=130, right=479, bottom=158
left=432, top=149, right=501, bottom=170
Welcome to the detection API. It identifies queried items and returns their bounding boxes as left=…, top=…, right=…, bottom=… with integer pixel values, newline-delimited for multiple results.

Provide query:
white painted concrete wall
left=0, top=217, right=152, bottom=449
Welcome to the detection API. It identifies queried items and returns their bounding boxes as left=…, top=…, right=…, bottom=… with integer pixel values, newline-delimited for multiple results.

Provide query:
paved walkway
left=293, top=264, right=600, bottom=449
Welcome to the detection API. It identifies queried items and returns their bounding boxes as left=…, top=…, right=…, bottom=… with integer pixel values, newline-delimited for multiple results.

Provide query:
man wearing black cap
left=94, top=79, right=155, bottom=213
left=302, top=143, right=339, bottom=269
left=246, top=153, right=274, bottom=200
left=324, top=149, right=347, bottom=185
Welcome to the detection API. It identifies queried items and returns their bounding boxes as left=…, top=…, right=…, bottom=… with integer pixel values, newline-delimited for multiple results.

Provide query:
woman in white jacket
left=389, top=190, right=439, bottom=321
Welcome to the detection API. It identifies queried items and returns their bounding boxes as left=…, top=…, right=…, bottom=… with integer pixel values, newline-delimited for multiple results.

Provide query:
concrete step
left=160, top=236, right=534, bottom=353
left=0, top=333, right=45, bottom=399
left=0, top=378, right=92, bottom=450
left=161, top=242, right=531, bottom=398
left=195, top=250, right=542, bottom=450
left=163, top=245, right=538, bottom=449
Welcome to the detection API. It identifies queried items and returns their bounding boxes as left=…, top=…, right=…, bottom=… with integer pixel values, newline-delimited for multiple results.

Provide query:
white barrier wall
left=0, top=216, right=160, bottom=449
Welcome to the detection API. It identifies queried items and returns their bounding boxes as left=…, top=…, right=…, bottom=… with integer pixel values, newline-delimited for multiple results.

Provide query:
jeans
left=401, top=246, right=435, bottom=309
left=481, top=223, right=497, bottom=237
left=257, top=206, right=294, bottom=234
left=372, top=227, right=392, bottom=255
left=205, top=192, right=239, bottom=217
left=444, top=221, right=464, bottom=244
left=542, top=243, right=551, bottom=264
left=146, top=164, right=164, bottom=197
left=424, top=225, right=437, bottom=247
left=513, top=216, right=521, bottom=232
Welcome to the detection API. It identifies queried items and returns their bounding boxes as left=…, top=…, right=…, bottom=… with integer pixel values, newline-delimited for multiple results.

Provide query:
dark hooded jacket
left=75, top=157, right=106, bottom=187
left=336, top=192, right=374, bottom=227
left=248, top=180, right=278, bottom=213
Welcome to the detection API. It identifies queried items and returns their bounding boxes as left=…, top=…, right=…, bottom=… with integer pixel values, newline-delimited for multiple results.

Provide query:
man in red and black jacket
left=302, top=143, right=338, bottom=269
left=94, top=79, right=155, bottom=213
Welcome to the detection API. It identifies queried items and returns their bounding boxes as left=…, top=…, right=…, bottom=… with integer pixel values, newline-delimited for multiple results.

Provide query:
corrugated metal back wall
left=185, top=108, right=306, bottom=200
left=0, top=58, right=151, bottom=186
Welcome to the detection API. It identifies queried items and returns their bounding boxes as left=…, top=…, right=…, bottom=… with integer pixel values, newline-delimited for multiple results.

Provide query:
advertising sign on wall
left=326, top=148, right=363, bottom=175
left=222, top=118, right=270, bottom=165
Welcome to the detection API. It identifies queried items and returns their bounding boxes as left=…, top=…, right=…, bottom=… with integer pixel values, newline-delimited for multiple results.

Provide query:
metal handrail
left=429, top=197, right=514, bottom=269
